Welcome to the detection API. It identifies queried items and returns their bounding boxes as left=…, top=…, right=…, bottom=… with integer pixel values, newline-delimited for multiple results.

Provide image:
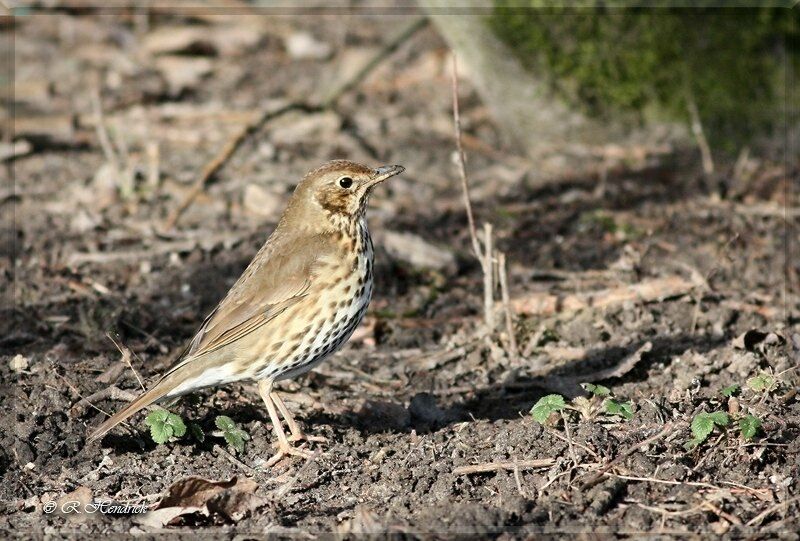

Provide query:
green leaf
left=223, top=431, right=245, bottom=454
left=582, top=383, right=611, bottom=397
left=746, top=373, right=775, bottom=392
left=684, top=437, right=705, bottom=450
left=146, top=409, right=169, bottom=426
left=720, top=384, right=740, bottom=397
left=739, top=415, right=761, bottom=440
left=188, top=423, right=205, bottom=443
left=604, top=399, right=634, bottom=420
left=145, top=410, right=185, bottom=444
left=530, top=394, right=566, bottom=424
left=215, top=415, right=250, bottom=454
left=215, top=415, right=236, bottom=431
left=686, top=411, right=729, bottom=449
left=165, top=413, right=186, bottom=437
left=708, top=411, right=730, bottom=426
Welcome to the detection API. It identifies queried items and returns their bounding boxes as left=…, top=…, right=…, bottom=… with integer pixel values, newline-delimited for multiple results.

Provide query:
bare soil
left=2, top=8, right=798, bottom=538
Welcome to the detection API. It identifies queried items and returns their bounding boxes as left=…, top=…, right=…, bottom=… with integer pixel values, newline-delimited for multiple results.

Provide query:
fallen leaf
left=55, top=486, right=97, bottom=523
left=136, top=476, right=265, bottom=528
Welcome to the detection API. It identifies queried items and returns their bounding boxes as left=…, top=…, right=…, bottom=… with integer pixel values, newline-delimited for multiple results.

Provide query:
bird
left=88, top=160, right=405, bottom=465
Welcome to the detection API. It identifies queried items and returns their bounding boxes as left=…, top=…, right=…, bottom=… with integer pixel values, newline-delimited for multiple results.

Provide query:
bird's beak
left=366, top=164, right=405, bottom=188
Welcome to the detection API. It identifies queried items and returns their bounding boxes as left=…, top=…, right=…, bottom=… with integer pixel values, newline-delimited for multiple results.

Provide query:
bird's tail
left=87, top=379, right=173, bottom=442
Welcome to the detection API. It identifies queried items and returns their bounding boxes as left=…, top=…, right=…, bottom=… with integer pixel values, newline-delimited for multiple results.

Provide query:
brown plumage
left=88, top=160, right=404, bottom=464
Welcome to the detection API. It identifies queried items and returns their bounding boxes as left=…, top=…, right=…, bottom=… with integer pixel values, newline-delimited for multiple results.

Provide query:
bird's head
left=289, top=160, right=404, bottom=223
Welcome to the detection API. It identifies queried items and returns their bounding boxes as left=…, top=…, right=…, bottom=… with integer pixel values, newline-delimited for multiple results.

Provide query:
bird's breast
left=257, top=223, right=374, bottom=381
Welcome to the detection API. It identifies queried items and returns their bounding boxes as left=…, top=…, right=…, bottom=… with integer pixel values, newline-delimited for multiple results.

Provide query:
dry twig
left=70, top=386, right=138, bottom=415
left=497, top=251, right=518, bottom=362
left=512, top=275, right=702, bottom=316
left=686, top=91, right=714, bottom=176
left=451, top=54, right=498, bottom=332
left=580, top=423, right=680, bottom=489
left=322, top=17, right=428, bottom=107
left=107, top=332, right=145, bottom=392
left=162, top=17, right=428, bottom=231
left=451, top=54, right=484, bottom=266
left=453, top=458, right=555, bottom=475
left=746, top=495, right=800, bottom=527
left=161, top=102, right=302, bottom=231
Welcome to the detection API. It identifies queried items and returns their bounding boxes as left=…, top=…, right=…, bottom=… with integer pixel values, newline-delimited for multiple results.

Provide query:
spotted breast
left=258, top=215, right=374, bottom=382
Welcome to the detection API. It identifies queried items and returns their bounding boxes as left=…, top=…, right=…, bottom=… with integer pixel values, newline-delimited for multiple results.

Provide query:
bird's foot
left=265, top=440, right=315, bottom=467
left=288, top=431, right=327, bottom=444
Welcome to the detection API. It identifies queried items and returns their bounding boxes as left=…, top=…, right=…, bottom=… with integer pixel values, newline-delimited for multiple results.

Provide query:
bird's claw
left=265, top=441, right=314, bottom=467
left=288, top=432, right=327, bottom=444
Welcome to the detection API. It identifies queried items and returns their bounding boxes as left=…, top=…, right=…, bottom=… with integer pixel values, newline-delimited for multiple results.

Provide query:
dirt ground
left=3, top=8, right=799, bottom=537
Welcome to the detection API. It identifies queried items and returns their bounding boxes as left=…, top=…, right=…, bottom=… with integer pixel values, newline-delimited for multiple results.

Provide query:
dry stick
left=450, top=54, right=484, bottom=266
left=512, top=459, right=525, bottom=497
left=483, top=223, right=495, bottom=330
left=212, top=444, right=261, bottom=479
left=580, top=423, right=679, bottom=490
left=90, top=87, right=119, bottom=170
left=746, top=495, right=800, bottom=527
left=55, top=371, right=113, bottom=418
left=273, top=450, right=321, bottom=499
left=607, top=472, right=719, bottom=490
left=511, top=275, right=700, bottom=316
left=497, top=251, right=518, bottom=361
left=561, top=411, right=579, bottom=468
left=453, top=458, right=555, bottom=475
left=163, top=17, right=428, bottom=231
left=71, top=386, right=138, bottom=415
left=107, top=332, right=145, bottom=392
left=146, top=141, right=160, bottom=190
left=322, top=16, right=428, bottom=108
left=451, top=55, right=497, bottom=332
left=701, top=500, right=743, bottom=527
left=161, top=102, right=299, bottom=231
left=686, top=91, right=714, bottom=176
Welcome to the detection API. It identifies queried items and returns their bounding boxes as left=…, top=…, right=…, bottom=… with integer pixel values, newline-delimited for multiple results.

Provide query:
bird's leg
left=270, top=391, right=327, bottom=443
left=257, top=380, right=312, bottom=466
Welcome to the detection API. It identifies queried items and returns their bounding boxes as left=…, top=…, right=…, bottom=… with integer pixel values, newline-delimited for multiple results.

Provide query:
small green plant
left=604, top=399, right=634, bottom=420
left=746, top=373, right=775, bottom=393
left=738, top=414, right=762, bottom=441
left=685, top=411, right=729, bottom=450
left=582, top=383, right=611, bottom=397
left=145, top=410, right=187, bottom=444
left=532, top=385, right=635, bottom=424
left=188, top=422, right=206, bottom=443
left=720, top=384, right=740, bottom=397
left=215, top=415, right=250, bottom=454
left=531, top=394, right=566, bottom=423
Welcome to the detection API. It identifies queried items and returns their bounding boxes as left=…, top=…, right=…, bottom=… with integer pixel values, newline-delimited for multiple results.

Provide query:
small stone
left=285, top=32, right=332, bottom=60
left=154, top=56, right=213, bottom=94
left=243, top=183, right=283, bottom=218
left=10, top=354, right=29, bottom=372
left=270, top=111, right=340, bottom=146
left=382, top=231, right=456, bottom=272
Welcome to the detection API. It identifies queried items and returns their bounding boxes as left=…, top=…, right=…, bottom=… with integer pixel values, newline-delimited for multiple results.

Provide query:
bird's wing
left=168, top=232, right=336, bottom=370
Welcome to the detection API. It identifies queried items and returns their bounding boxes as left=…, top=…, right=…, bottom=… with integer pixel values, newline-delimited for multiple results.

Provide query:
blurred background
left=2, top=1, right=799, bottom=535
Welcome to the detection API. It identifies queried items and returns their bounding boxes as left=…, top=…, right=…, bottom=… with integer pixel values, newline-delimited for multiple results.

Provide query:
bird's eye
left=338, top=176, right=353, bottom=189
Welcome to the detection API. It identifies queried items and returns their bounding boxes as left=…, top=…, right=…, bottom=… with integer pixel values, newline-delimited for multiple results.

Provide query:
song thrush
left=88, top=160, right=405, bottom=464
